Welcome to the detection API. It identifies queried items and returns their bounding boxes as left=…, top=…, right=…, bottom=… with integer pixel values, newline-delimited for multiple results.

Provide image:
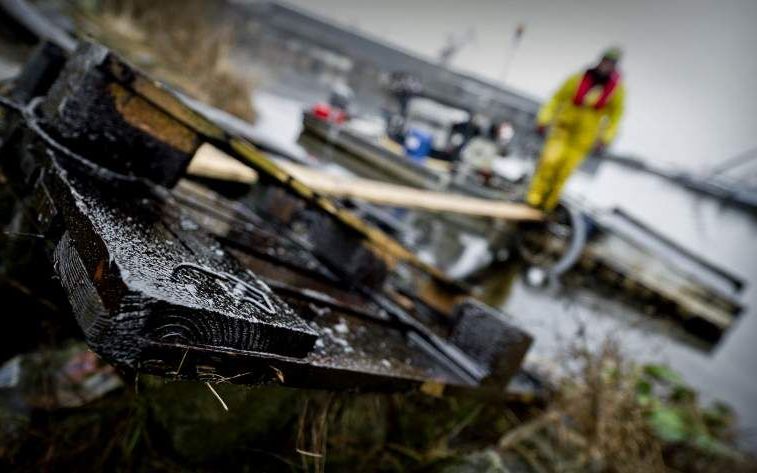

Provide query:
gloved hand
left=535, top=124, right=547, bottom=137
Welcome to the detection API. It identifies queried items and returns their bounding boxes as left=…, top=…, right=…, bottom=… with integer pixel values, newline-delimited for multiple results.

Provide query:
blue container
left=403, top=128, right=432, bottom=163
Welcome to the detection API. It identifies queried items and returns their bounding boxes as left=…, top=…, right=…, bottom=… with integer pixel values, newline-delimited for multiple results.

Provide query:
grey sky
left=284, top=0, right=757, bottom=169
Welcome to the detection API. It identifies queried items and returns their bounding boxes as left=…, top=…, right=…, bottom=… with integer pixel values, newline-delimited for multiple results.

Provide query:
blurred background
left=287, top=0, right=757, bottom=170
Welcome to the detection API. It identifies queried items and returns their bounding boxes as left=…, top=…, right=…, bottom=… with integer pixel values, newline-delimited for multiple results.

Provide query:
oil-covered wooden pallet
left=0, top=40, right=533, bottom=392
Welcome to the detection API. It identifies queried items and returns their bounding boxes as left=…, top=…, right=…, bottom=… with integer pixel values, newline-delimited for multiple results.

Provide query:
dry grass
left=499, top=340, right=669, bottom=472
left=296, top=394, right=335, bottom=473
left=275, top=336, right=756, bottom=472
left=75, top=0, right=256, bottom=122
left=494, top=338, right=756, bottom=473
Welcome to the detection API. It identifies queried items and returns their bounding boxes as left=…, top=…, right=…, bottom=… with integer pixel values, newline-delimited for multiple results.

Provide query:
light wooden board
left=188, top=144, right=543, bottom=221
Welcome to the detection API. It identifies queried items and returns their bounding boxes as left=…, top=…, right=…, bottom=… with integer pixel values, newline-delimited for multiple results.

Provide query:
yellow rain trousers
left=527, top=72, right=625, bottom=211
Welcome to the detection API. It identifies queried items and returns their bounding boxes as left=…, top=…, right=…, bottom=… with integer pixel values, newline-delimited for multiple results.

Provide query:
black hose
left=516, top=203, right=589, bottom=287
left=547, top=204, right=588, bottom=280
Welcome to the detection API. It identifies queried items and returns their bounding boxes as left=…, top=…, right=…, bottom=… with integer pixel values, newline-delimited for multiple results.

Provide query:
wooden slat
left=189, top=144, right=542, bottom=222
left=188, top=144, right=259, bottom=182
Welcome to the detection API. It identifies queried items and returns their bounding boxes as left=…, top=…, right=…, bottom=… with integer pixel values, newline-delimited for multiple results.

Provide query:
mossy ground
left=1, top=339, right=754, bottom=472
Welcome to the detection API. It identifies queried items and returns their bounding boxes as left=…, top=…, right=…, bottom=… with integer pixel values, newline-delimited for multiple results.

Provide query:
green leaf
left=702, top=402, right=734, bottom=433
left=648, top=406, right=688, bottom=443
left=670, top=384, right=696, bottom=403
left=693, top=433, right=741, bottom=458
left=637, top=394, right=652, bottom=407
left=636, top=379, right=652, bottom=396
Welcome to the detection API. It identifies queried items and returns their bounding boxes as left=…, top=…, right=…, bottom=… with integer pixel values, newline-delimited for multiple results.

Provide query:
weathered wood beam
left=188, top=143, right=544, bottom=221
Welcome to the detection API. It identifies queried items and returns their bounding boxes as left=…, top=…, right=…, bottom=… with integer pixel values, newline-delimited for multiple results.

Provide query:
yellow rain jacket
left=527, top=71, right=625, bottom=211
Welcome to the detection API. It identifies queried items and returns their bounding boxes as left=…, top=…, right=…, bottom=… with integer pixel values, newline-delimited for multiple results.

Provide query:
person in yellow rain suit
left=527, top=48, right=625, bottom=211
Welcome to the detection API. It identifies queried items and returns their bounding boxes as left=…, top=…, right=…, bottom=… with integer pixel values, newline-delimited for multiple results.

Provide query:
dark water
left=249, top=86, right=757, bottom=448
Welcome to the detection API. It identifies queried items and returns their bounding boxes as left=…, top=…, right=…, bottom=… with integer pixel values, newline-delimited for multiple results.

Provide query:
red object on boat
left=311, top=103, right=347, bottom=123
left=312, top=102, right=331, bottom=119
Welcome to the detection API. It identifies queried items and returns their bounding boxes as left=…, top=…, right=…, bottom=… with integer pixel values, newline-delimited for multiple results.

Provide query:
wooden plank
left=189, top=144, right=543, bottom=222
left=188, top=144, right=259, bottom=182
